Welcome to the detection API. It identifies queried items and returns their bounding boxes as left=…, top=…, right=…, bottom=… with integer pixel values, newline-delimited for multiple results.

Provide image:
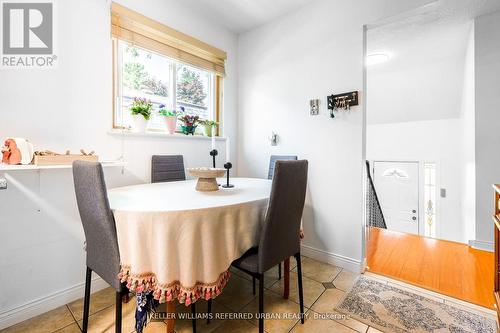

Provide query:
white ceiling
left=366, top=0, right=500, bottom=125
left=180, top=0, right=316, bottom=34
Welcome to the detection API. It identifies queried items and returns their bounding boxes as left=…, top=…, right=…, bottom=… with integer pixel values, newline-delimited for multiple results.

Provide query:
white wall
left=367, top=119, right=465, bottom=243
left=474, top=10, right=500, bottom=246
left=237, top=0, right=433, bottom=270
left=0, top=0, right=238, bottom=328
left=460, top=24, right=476, bottom=246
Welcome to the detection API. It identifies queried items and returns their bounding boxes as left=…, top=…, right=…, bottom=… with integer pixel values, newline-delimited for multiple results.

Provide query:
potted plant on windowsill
left=200, top=120, right=218, bottom=137
left=178, top=112, right=200, bottom=135
left=130, top=97, right=152, bottom=133
left=158, top=104, right=178, bottom=135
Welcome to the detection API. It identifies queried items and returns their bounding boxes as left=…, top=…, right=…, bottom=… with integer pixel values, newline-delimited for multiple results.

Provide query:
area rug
left=335, top=277, right=496, bottom=333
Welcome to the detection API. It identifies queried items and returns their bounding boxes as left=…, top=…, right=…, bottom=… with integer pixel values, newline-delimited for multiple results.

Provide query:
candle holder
left=222, top=162, right=234, bottom=188
left=209, top=149, right=218, bottom=168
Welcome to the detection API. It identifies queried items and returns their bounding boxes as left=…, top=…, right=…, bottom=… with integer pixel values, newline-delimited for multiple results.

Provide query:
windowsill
left=107, top=129, right=227, bottom=141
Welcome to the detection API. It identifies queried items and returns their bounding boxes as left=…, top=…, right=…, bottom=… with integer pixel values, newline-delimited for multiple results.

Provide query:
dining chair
left=72, top=161, right=123, bottom=333
left=151, top=155, right=186, bottom=183
left=264, top=155, right=297, bottom=286
left=232, top=160, right=308, bottom=333
left=268, top=155, right=298, bottom=180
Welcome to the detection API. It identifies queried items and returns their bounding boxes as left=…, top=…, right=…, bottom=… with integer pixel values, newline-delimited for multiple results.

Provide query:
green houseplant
left=178, top=109, right=199, bottom=135
left=200, top=120, right=219, bottom=137
left=130, top=97, right=153, bottom=132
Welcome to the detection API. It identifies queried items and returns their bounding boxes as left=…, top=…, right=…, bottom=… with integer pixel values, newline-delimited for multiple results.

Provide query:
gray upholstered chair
left=72, top=161, right=123, bottom=333
left=233, top=160, right=308, bottom=333
left=267, top=155, right=297, bottom=282
left=268, top=155, right=298, bottom=180
left=151, top=155, right=186, bottom=183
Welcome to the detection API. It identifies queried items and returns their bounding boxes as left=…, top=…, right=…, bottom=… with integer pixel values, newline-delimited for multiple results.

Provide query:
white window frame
left=113, top=38, right=220, bottom=135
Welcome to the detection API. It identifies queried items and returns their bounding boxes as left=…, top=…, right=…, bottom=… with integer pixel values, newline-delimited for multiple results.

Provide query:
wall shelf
left=0, top=161, right=127, bottom=172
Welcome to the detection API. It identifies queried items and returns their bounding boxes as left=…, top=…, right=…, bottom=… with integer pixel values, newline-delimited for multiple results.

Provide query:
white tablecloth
left=108, top=178, right=271, bottom=305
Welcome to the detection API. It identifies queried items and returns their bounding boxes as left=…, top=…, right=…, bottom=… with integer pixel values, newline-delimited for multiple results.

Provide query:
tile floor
left=0, top=256, right=496, bottom=333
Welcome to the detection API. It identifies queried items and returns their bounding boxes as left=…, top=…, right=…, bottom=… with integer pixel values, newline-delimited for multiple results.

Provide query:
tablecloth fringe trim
left=118, top=266, right=230, bottom=306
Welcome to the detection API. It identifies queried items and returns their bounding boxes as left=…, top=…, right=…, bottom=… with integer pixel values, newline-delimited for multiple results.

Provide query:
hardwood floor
left=366, top=227, right=495, bottom=309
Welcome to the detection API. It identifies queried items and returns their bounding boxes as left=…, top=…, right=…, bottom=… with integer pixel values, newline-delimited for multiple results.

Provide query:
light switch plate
left=310, top=99, right=320, bottom=115
left=0, top=178, right=7, bottom=190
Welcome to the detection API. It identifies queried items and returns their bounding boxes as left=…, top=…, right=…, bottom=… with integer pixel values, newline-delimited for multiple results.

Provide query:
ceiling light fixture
left=366, top=53, right=390, bottom=66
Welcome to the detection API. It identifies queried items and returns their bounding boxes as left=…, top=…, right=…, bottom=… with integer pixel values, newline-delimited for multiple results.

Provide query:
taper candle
left=226, top=136, right=230, bottom=162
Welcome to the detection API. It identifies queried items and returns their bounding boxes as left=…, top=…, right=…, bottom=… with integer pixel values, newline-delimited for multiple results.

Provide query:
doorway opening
left=362, top=2, right=495, bottom=309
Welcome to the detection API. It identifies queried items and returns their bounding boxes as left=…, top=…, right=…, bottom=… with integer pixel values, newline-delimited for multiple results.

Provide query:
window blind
left=111, top=2, right=227, bottom=76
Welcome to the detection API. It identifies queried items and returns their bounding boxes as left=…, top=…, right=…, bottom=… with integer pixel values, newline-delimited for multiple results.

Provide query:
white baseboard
left=468, top=239, right=494, bottom=252
left=301, top=244, right=362, bottom=273
left=0, top=276, right=109, bottom=330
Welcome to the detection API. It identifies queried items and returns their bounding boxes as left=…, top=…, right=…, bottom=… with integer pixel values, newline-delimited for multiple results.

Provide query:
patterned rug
left=336, top=277, right=496, bottom=333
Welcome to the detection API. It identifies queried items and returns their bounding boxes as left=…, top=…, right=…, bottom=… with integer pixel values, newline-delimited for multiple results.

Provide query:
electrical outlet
left=0, top=178, right=7, bottom=190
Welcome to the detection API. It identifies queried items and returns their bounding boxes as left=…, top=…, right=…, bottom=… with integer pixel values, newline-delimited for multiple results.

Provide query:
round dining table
left=108, top=177, right=293, bottom=332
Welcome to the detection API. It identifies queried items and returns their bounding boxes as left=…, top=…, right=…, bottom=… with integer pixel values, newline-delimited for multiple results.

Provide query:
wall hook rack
left=327, top=91, right=359, bottom=118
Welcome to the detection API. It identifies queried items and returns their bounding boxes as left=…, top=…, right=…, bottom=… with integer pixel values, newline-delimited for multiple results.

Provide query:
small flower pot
left=203, top=125, right=214, bottom=137
left=132, top=115, right=148, bottom=133
left=165, top=116, right=177, bottom=135
left=181, top=125, right=197, bottom=135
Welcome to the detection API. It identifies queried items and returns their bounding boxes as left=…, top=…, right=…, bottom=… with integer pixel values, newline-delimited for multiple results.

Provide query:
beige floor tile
left=333, top=270, right=359, bottom=292
left=290, top=311, right=356, bottom=333
left=268, top=272, right=325, bottom=308
left=263, top=264, right=282, bottom=288
left=311, top=288, right=346, bottom=313
left=76, top=298, right=136, bottom=333
left=142, top=321, right=167, bottom=333
left=169, top=299, right=227, bottom=333
left=334, top=314, right=368, bottom=333
left=241, top=292, right=304, bottom=333
left=293, top=257, right=341, bottom=283
left=53, top=323, right=81, bottom=333
left=0, top=306, right=75, bottom=333
left=310, top=288, right=367, bottom=332
left=214, top=274, right=256, bottom=312
left=212, top=319, right=258, bottom=333
left=68, top=287, right=116, bottom=321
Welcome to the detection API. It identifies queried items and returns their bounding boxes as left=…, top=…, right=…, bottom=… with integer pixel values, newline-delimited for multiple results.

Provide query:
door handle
left=412, top=216, right=417, bottom=221
left=412, top=210, right=416, bottom=213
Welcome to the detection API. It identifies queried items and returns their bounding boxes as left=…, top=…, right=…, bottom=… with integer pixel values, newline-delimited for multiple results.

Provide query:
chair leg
left=115, top=291, right=122, bottom=333
left=278, top=262, right=282, bottom=279
left=207, top=299, right=212, bottom=324
left=82, top=267, right=92, bottom=333
left=258, top=273, right=264, bottom=333
left=121, top=282, right=130, bottom=303
left=252, top=276, right=256, bottom=295
left=295, top=253, right=305, bottom=324
left=191, top=303, right=197, bottom=333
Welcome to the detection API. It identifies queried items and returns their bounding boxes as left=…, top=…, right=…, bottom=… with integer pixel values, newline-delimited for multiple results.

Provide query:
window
left=113, top=40, right=218, bottom=133
left=110, top=2, right=226, bottom=135
left=424, top=163, right=437, bottom=238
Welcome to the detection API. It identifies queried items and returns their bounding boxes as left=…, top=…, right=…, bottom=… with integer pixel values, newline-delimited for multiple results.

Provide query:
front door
left=373, top=161, right=419, bottom=235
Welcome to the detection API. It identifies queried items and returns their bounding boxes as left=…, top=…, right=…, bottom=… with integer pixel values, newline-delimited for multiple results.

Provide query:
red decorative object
left=1, top=139, right=22, bottom=165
